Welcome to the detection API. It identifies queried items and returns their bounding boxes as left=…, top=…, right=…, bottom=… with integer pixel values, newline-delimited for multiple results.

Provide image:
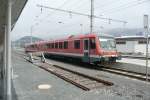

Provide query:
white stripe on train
left=45, top=51, right=101, bottom=58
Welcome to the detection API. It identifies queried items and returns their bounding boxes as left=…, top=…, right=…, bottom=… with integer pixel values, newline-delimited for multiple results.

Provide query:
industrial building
left=115, top=36, right=150, bottom=55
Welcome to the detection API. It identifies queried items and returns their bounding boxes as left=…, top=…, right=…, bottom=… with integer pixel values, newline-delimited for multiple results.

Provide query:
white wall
left=116, top=41, right=135, bottom=53
left=134, top=41, right=150, bottom=55
left=116, top=40, right=150, bottom=55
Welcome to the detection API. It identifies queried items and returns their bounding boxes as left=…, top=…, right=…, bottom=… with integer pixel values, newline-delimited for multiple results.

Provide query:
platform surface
left=11, top=51, right=150, bottom=100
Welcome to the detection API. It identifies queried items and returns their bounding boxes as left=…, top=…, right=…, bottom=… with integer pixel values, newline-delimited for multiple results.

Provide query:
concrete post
left=2, top=25, right=7, bottom=100
left=144, top=15, right=149, bottom=82
left=6, top=0, right=12, bottom=100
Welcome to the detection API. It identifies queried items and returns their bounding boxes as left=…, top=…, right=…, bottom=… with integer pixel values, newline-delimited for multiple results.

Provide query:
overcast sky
left=12, top=0, right=150, bottom=41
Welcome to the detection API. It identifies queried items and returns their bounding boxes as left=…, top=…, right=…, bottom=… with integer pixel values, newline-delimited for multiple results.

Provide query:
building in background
left=115, top=36, right=150, bottom=55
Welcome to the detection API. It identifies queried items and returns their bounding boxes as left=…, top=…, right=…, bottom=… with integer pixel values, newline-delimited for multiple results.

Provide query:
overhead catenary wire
left=37, top=4, right=127, bottom=23
left=67, top=0, right=90, bottom=12
left=45, top=21, right=89, bottom=37
left=35, top=0, right=71, bottom=25
left=99, top=0, right=150, bottom=14
left=94, top=0, right=123, bottom=9
left=95, top=0, right=141, bottom=11
left=60, top=0, right=83, bottom=9
left=58, top=0, right=71, bottom=8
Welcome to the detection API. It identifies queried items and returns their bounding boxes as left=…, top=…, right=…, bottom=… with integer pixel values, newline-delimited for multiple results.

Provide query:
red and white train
left=25, top=33, right=120, bottom=64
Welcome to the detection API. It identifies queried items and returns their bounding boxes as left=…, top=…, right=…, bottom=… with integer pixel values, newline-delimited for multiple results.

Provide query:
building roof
left=115, top=35, right=150, bottom=39
left=0, top=0, right=28, bottom=42
left=0, top=0, right=28, bottom=46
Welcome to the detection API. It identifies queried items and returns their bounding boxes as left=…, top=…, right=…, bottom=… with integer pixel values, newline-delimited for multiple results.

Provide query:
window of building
left=116, top=41, right=126, bottom=44
left=74, top=40, right=80, bottom=49
left=59, top=42, right=63, bottom=49
left=55, top=42, right=58, bottom=49
left=64, top=41, right=68, bottom=49
left=138, top=40, right=147, bottom=44
left=90, top=38, right=96, bottom=49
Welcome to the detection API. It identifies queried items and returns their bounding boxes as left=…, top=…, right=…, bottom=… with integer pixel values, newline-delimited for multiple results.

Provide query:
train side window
left=59, top=42, right=63, bottom=49
left=34, top=45, right=37, bottom=49
left=31, top=45, right=34, bottom=48
left=32, top=45, right=36, bottom=49
left=55, top=42, right=58, bottom=49
left=74, top=40, right=80, bottom=49
left=51, top=43, right=54, bottom=48
left=50, top=43, right=53, bottom=49
left=46, top=43, right=50, bottom=49
left=90, top=38, right=96, bottom=49
left=49, top=43, right=52, bottom=49
left=64, top=41, right=68, bottom=49
left=43, top=44, right=47, bottom=49
left=84, top=40, right=89, bottom=50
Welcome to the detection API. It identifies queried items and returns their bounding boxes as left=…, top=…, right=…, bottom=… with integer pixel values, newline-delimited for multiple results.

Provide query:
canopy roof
left=0, top=0, right=28, bottom=41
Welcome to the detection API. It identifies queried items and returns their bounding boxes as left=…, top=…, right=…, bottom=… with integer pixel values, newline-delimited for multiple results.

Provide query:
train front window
left=99, top=37, right=116, bottom=50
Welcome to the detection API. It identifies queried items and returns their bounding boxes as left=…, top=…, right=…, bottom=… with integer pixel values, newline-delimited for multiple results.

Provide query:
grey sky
left=12, top=0, right=150, bottom=41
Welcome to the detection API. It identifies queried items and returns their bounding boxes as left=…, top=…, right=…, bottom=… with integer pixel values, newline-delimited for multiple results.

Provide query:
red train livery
left=25, top=33, right=120, bottom=64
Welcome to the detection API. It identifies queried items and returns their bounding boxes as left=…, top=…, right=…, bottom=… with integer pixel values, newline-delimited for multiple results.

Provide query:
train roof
left=26, top=33, right=113, bottom=46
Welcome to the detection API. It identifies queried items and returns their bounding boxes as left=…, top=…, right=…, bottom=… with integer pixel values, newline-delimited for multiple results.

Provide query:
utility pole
left=144, top=15, right=149, bottom=82
left=90, top=0, right=94, bottom=33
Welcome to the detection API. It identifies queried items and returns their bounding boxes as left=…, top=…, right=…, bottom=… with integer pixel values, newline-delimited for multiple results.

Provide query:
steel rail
left=100, top=65, right=150, bottom=77
left=16, top=51, right=150, bottom=83
left=33, top=62, right=113, bottom=91
left=100, top=67, right=150, bottom=82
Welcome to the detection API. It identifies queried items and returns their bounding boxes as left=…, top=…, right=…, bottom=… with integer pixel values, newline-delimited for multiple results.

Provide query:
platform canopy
left=0, top=0, right=28, bottom=44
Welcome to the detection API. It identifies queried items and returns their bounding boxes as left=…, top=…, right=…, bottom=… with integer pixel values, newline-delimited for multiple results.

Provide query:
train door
left=83, top=39, right=90, bottom=63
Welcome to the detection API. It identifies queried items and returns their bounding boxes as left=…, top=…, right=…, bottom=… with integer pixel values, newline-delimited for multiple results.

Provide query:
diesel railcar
left=25, top=33, right=120, bottom=63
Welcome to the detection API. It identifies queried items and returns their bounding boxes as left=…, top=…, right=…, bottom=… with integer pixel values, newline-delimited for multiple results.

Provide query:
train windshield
left=99, top=37, right=116, bottom=50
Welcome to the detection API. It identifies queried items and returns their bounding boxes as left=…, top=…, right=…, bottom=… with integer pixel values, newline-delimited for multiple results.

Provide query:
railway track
left=17, top=51, right=150, bottom=86
left=100, top=66, right=150, bottom=82
left=33, top=62, right=113, bottom=91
